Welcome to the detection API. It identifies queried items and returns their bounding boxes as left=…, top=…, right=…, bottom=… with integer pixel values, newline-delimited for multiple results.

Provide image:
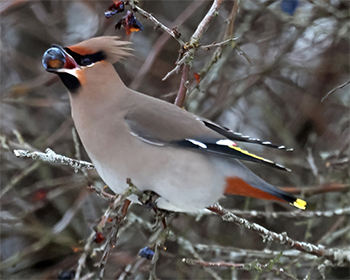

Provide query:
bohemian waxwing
left=42, top=36, right=307, bottom=212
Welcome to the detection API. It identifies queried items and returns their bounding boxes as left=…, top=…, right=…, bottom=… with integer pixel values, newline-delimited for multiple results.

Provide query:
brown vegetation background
left=1, top=0, right=349, bottom=279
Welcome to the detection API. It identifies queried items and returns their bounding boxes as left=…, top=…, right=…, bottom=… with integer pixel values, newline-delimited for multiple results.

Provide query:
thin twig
left=1, top=133, right=36, bottom=152
left=117, top=258, right=148, bottom=280
left=130, top=0, right=184, bottom=46
left=321, top=79, right=350, bottom=102
left=88, top=185, right=119, bottom=202
left=174, top=64, right=190, bottom=107
left=74, top=231, right=95, bottom=280
left=44, top=118, right=73, bottom=148
left=193, top=244, right=318, bottom=262
left=279, top=183, right=349, bottom=196
left=183, top=258, right=297, bottom=280
left=225, top=0, right=240, bottom=38
left=176, top=235, right=223, bottom=280
left=147, top=220, right=170, bottom=280
left=162, top=65, right=180, bottom=81
left=52, top=189, right=90, bottom=235
left=316, top=216, right=345, bottom=245
left=98, top=213, right=121, bottom=278
left=235, top=45, right=252, bottom=65
left=0, top=161, right=41, bottom=198
left=97, top=185, right=140, bottom=278
left=306, top=148, right=320, bottom=179
left=162, top=52, right=190, bottom=81
left=200, top=37, right=238, bottom=49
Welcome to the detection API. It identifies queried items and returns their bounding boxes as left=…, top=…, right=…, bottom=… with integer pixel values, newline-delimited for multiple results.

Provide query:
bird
left=42, top=36, right=306, bottom=213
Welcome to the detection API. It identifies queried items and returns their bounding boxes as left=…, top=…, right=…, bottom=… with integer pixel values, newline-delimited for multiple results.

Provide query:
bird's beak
left=42, top=44, right=79, bottom=73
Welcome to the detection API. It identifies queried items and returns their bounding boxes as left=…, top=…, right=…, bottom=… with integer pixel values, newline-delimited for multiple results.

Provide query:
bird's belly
left=73, top=114, right=226, bottom=212
left=88, top=137, right=225, bottom=212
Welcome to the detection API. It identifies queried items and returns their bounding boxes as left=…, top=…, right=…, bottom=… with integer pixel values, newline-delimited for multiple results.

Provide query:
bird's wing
left=124, top=97, right=290, bottom=171
left=197, top=118, right=293, bottom=151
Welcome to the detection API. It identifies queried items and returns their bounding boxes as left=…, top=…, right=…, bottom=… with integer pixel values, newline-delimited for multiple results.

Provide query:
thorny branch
left=207, top=204, right=350, bottom=266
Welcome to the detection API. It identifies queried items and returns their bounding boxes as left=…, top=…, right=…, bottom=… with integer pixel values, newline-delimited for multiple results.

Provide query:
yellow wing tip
left=291, top=198, right=307, bottom=210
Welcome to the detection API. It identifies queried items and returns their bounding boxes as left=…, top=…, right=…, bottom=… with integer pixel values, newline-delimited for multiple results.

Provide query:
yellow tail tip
left=291, top=198, right=307, bottom=210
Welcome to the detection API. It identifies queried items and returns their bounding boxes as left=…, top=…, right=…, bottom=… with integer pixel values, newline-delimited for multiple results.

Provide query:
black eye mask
left=64, top=48, right=106, bottom=66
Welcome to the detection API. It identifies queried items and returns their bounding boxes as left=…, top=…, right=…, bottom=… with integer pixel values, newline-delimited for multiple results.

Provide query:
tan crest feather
left=67, top=36, right=132, bottom=64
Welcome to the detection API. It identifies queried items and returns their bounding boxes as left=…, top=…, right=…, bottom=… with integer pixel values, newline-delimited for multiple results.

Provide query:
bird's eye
left=81, top=57, right=93, bottom=66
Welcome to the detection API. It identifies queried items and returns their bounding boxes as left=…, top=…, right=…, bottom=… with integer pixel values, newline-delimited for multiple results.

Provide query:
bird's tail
left=224, top=176, right=307, bottom=210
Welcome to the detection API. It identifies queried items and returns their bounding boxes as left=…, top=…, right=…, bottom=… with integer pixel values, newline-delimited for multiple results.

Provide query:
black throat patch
left=58, top=73, right=81, bottom=93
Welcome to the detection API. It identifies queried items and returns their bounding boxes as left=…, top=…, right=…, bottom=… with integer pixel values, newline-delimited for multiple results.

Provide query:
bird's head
left=42, top=36, right=131, bottom=93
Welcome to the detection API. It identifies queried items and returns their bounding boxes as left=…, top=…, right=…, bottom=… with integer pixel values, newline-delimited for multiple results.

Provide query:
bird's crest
left=67, top=36, right=132, bottom=64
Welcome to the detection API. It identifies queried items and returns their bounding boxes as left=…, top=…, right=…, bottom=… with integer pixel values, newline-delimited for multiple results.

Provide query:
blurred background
left=1, top=0, right=349, bottom=279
